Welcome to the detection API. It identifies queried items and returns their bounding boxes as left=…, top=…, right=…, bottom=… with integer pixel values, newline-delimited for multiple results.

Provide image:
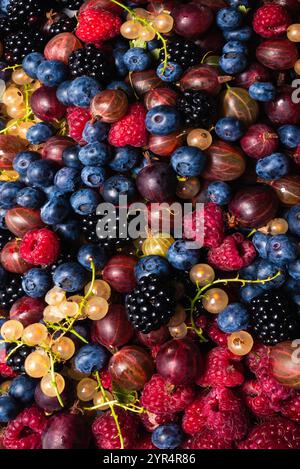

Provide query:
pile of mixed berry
left=0, top=0, right=300, bottom=451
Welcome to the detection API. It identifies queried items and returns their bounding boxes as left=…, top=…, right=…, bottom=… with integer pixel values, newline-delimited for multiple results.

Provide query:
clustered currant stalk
left=189, top=271, right=283, bottom=342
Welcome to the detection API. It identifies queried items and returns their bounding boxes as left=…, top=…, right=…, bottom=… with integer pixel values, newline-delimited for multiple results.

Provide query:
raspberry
left=197, top=346, right=244, bottom=388
left=92, top=409, right=139, bottom=449
left=141, top=374, right=196, bottom=415
left=0, top=362, right=17, bottom=378
left=135, top=434, right=156, bottom=450
left=139, top=410, right=176, bottom=432
left=76, top=9, right=122, bottom=43
left=207, top=233, right=256, bottom=272
left=183, top=202, right=225, bottom=249
left=207, top=321, right=229, bottom=346
left=182, top=387, right=248, bottom=441
left=259, top=372, right=294, bottom=408
left=245, top=343, right=271, bottom=377
left=67, top=106, right=91, bottom=144
left=242, top=379, right=276, bottom=417
left=108, top=103, right=148, bottom=148
left=20, top=228, right=60, bottom=266
left=253, top=4, right=291, bottom=38
left=182, top=430, right=232, bottom=450
left=281, top=394, right=300, bottom=423
left=3, top=406, right=48, bottom=449
left=238, top=417, right=300, bottom=449
left=99, top=369, right=112, bottom=392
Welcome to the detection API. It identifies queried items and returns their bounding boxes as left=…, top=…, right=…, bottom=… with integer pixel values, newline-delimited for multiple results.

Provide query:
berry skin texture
left=76, top=9, right=122, bottom=43
left=253, top=5, right=291, bottom=38
left=183, top=202, right=225, bottom=249
left=92, top=408, right=139, bottom=449
left=242, top=379, right=276, bottom=418
left=238, top=417, right=300, bottom=449
left=207, top=233, right=256, bottom=271
left=20, top=228, right=61, bottom=267
left=182, top=387, right=248, bottom=442
left=108, top=103, right=148, bottom=148
left=197, top=346, right=244, bottom=388
left=67, top=106, right=91, bottom=144
left=3, top=406, right=48, bottom=449
left=182, top=429, right=232, bottom=450
left=140, top=374, right=196, bottom=415
left=281, top=394, right=300, bottom=423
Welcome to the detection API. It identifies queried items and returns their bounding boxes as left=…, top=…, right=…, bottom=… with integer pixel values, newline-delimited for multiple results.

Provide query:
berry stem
left=48, top=351, right=64, bottom=408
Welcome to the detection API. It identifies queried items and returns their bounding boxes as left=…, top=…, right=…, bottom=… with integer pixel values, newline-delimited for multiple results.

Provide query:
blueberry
left=53, top=262, right=87, bottom=292
left=217, top=303, right=249, bottom=332
left=9, top=375, right=36, bottom=404
left=77, top=244, right=107, bottom=271
left=132, top=157, right=148, bottom=175
left=228, top=0, right=249, bottom=6
left=257, top=259, right=286, bottom=290
left=147, top=39, right=161, bottom=51
left=167, top=240, right=200, bottom=270
left=146, top=105, right=181, bottom=135
left=78, top=142, right=111, bottom=166
left=26, top=160, right=56, bottom=188
left=135, top=255, right=170, bottom=281
left=40, top=197, right=70, bottom=225
left=62, top=145, right=82, bottom=169
left=151, top=424, right=183, bottom=450
left=256, top=152, right=289, bottom=181
left=288, top=259, right=300, bottom=281
left=278, top=125, right=300, bottom=148
left=102, top=175, right=136, bottom=204
left=287, top=204, right=300, bottom=236
left=240, top=284, right=263, bottom=303
left=156, top=61, right=183, bottom=82
left=54, top=219, right=81, bottom=242
left=285, top=276, right=300, bottom=294
left=240, top=259, right=261, bottom=279
left=107, top=80, right=133, bottom=97
left=43, top=185, right=65, bottom=200
left=113, top=48, right=128, bottom=77
left=207, top=181, right=232, bottom=205
left=222, top=40, right=248, bottom=55
left=81, top=166, right=106, bottom=188
left=54, top=167, right=81, bottom=193
left=56, top=80, right=72, bottom=105
left=215, top=117, right=244, bottom=141
left=219, top=52, right=247, bottom=74
left=22, top=52, right=45, bottom=79
left=123, top=47, right=151, bottom=72
left=70, top=188, right=100, bottom=215
left=109, top=146, right=141, bottom=173
left=74, top=344, right=108, bottom=374
left=82, top=121, right=108, bottom=143
left=37, top=60, right=68, bottom=87
left=266, top=234, right=298, bottom=267
left=16, top=187, right=45, bottom=209
left=171, top=146, right=206, bottom=177
left=68, top=76, right=101, bottom=108
left=0, top=207, right=7, bottom=229
left=216, top=7, right=242, bottom=30
left=22, top=268, right=51, bottom=298
left=223, top=26, right=252, bottom=41
left=13, top=151, right=40, bottom=176
left=0, top=395, right=19, bottom=422
left=249, top=82, right=276, bottom=102
left=0, top=182, right=24, bottom=208
left=26, top=123, right=54, bottom=145
left=252, top=232, right=269, bottom=259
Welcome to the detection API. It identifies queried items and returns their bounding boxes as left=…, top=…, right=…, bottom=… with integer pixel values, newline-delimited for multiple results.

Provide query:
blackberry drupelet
left=48, top=14, right=77, bottom=35
left=0, top=274, right=24, bottom=311
left=125, top=275, right=176, bottom=333
left=6, top=345, right=34, bottom=374
left=55, top=0, right=84, bottom=9
left=177, top=90, right=217, bottom=128
left=5, top=30, right=47, bottom=64
left=7, top=0, right=51, bottom=25
left=0, top=230, right=13, bottom=252
left=69, top=44, right=112, bottom=84
left=0, top=16, right=16, bottom=39
left=249, top=291, right=300, bottom=346
left=160, top=38, right=202, bottom=70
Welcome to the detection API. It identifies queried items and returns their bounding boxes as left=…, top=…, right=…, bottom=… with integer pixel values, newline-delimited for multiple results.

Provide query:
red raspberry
left=245, top=342, right=271, bottom=377
left=139, top=410, right=176, bottom=432
left=183, top=202, right=225, bottom=249
left=281, top=394, right=300, bottom=423
left=76, top=9, right=122, bottom=43
left=99, top=369, right=112, bottom=392
left=182, top=387, right=248, bottom=441
left=0, top=362, right=17, bottom=378
left=207, top=321, right=229, bottom=346
left=259, top=372, right=294, bottom=408
left=182, top=430, right=232, bottom=450
left=20, top=228, right=60, bottom=266
left=3, top=406, right=48, bottom=449
left=67, top=106, right=91, bottom=144
left=238, top=417, right=300, bottom=449
left=207, top=233, right=256, bottom=271
left=92, top=409, right=139, bottom=449
left=135, top=434, right=156, bottom=450
left=141, top=374, right=196, bottom=415
left=242, top=379, right=276, bottom=417
left=197, top=346, right=244, bottom=388
left=253, top=4, right=291, bottom=38
left=108, top=103, right=148, bottom=148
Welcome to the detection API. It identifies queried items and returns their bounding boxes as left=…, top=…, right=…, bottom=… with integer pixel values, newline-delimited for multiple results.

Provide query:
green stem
left=49, top=353, right=64, bottom=408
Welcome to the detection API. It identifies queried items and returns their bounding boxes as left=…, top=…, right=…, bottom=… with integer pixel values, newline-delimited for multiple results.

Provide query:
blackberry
left=160, top=38, right=202, bottom=70
left=69, top=44, right=112, bottom=84
left=0, top=229, right=13, bottom=252
left=6, top=344, right=34, bottom=373
left=0, top=274, right=24, bottom=311
left=7, top=0, right=51, bottom=25
left=177, top=90, right=217, bottom=128
left=125, top=275, right=176, bottom=333
left=55, top=0, right=84, bottom=9
left=49, top=247, right=76, bottom=274
left=249, top=291, right=300, bottom=346
left=0, top=16, right=17, bottom=39
left=48, top=14, right=77, bottom=35
left=4, top=29, right=47, bottom=64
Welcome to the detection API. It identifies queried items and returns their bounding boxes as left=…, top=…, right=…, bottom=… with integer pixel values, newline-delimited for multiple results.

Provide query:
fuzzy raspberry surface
left=3, top=406, right=48, bottom=449
left=253, top=4, right=291, bottom=38
left=208, top=233, right=256, bottom=271
left=108, top=103, right=148, bottom=148
left=67, top=106, right=91, bottom=144
left=183, top=202, right=225, bottom=249
left=92, top=408, right=139, bottom=449
left=197, top=346, right=244, bottom=388
left=76, top=9, right=122, bottom=43
left=19, top=228, right=60, bottom=266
